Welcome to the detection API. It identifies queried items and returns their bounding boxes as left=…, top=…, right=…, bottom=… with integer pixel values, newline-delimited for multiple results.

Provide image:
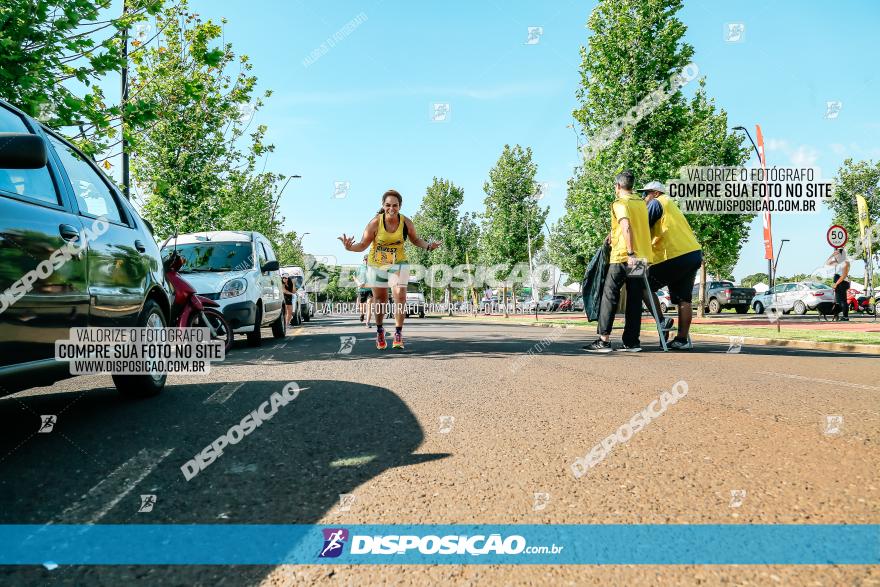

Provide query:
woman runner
left=338, top=189, right=440, bottom=349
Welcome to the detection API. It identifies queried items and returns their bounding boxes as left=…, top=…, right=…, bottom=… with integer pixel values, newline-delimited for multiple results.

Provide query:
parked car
left=655, top=287, right=675, bottom=314
left=480, top=296, right=499, bottom=313
left=750, top=281, right=835, bottom=315
left=538, top=295, right=566, bottom=311
left=693, top=281, right=756, bottom=314
left=160, top=231, right=286, bottom=347
left=278, top=266, right=302, bottom=325
left=405, top=281, right=426, bottom=318
left=288, top=266, right=315, bottom=322
left=0, top=98, right=171, bottom=397
left=279, top=265, right=315, bottom=324
left=573, top=297, right=585, bottom=312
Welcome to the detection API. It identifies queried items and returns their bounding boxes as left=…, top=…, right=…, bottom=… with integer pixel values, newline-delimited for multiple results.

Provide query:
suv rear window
left=164, top=242, right=254, bottom=273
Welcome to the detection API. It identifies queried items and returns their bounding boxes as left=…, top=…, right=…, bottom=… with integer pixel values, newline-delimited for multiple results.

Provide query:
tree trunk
left=503, top=285, right=509, bottom=318
left=697, top=261, right=707, bottom=318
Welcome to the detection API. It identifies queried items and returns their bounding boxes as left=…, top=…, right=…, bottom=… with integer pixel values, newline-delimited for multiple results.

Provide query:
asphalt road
left=1, top=314, right=877, bottom=586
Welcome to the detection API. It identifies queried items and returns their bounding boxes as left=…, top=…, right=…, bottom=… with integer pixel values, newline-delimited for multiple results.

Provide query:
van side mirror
left=261, top=260, right=279, bottom=273
left=0, top=133, right=48, bottom=169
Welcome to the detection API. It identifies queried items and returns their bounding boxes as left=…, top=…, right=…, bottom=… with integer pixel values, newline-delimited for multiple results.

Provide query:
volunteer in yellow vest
left=584, top=170, right=653, bottom=353
left=338, top=189, right=440, bottom=350
left=640, top=180, right=702, bottom=350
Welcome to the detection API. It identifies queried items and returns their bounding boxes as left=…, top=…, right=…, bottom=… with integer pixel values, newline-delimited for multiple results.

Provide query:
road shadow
left=0, top=378, right=447, bottom=586
left=258, top=318, right=878, bottom=362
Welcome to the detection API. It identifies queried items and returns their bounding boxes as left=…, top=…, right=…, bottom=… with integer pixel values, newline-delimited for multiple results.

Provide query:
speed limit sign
left=827, top=225, right=848, bottom=248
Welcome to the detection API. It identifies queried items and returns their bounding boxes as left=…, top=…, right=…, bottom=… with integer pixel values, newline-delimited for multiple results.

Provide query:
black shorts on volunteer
left=648, top=249, right=702, bottom=304
left=358, top=288, right=371, bottom=303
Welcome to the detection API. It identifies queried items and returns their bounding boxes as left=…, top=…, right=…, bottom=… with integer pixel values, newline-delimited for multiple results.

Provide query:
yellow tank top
left=369, top=213, right=408, bottom=267
left=651, top=194, right=701, bottom=263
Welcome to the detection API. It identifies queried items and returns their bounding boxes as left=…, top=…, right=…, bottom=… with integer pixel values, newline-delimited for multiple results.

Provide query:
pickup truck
left=692, top=281, right=755, bottom=314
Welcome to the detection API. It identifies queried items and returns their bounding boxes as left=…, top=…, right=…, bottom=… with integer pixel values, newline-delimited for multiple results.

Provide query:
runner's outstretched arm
left=404, top=217, right=441, bottom=250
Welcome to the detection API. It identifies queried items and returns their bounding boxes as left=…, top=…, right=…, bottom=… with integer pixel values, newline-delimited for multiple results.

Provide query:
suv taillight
left=723, top=289, right=732, bottom=296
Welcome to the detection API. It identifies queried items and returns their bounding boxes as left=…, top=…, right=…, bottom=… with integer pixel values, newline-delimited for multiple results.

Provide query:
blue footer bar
left=1, top=524, right=878, bottom=565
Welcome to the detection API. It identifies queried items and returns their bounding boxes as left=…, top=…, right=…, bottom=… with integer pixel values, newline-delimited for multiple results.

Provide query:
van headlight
left=220, top=278, right=247, bottom=298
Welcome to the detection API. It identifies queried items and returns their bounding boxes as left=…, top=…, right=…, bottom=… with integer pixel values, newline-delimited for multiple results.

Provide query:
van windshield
left=162, top=242, right=253, bottom=272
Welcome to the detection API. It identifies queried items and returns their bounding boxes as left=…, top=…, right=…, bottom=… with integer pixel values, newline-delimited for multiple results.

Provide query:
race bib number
left=373, top=247, right=397, bottom=266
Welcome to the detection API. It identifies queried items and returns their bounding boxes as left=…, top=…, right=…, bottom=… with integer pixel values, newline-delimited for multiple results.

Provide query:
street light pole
left=270, top=174, right=301, bottom=224
left=733, top=125, right=775, bottom=289
left=773, top=239, right=790, bottom=277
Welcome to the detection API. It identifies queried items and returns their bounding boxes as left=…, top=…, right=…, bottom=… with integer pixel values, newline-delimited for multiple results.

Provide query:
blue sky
left=116, top=0, right=878, bottom=281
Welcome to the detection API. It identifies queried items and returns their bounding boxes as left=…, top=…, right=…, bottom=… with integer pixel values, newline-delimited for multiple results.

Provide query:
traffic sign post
left=827, top=225, right=848, bottom=249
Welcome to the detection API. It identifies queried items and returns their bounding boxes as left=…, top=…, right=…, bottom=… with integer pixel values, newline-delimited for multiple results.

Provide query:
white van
left=161, top=231, right=286, bottom=346
left=279, top=265, right=314, bottom=324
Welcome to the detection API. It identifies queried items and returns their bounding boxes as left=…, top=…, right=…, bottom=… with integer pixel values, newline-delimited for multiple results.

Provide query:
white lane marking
left=204, top=382, right=245, bottom=404
left=55, top=448, right=174, bottom=524
left=758, top=371, right=880, bottom=391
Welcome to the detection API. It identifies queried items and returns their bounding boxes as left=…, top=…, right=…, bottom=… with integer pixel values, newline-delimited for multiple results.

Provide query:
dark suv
left=0, top=99, right=171, bottom=397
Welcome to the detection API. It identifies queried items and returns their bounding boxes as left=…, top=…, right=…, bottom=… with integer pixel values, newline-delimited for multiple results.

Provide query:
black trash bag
left=581, top=243, right=610, bottom=322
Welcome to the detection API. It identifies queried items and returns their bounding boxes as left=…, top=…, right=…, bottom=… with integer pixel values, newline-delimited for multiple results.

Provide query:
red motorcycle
left=164, top=250, right=233, bottom=351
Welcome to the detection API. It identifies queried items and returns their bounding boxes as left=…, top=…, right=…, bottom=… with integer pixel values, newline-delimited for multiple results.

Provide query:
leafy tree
left=553, top=0, right=749, bottom=289
left=677, top=84, right=752, bottom=280
left=274, top=231, right=305, bottom=268
left=0, top=0, right=162, bottom=157
left=480, top=145, right=548, bottom=315
left=128, top=1, right=281, bottom=241
left=827, top=158, right=880, bottom=259
left=740, top=272, right=769, bottom=288
left=408, top=178, right=480, bottom=310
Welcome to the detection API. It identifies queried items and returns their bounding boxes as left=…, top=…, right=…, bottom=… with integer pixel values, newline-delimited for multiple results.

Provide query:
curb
left=438, top=316, right=880, bottom=355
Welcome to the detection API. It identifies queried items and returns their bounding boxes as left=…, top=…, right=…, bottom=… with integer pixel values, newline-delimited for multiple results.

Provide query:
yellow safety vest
left=369, top=213, right=408, bottom=268
left=650, top=194, right=701, bottom=263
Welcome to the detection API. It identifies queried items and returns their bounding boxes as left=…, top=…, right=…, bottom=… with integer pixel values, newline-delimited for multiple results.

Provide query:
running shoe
left=616, top=344, right=642, bottom=352
left=668, top=338, right=692, bottom=351
left=582, top=339, right=612, bottom=353
left=376, top=329, right=387, bottom=350
left=392, top=331, right=404, bottom=349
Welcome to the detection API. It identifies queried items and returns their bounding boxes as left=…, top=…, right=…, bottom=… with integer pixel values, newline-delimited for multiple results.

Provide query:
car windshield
left=806, top=282, right=831, bottom=289
left=162, top=242, right=253, bottom=272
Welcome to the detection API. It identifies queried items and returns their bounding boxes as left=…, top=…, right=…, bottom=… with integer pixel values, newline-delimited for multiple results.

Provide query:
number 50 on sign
left=827, top=225, right=848, bottom=248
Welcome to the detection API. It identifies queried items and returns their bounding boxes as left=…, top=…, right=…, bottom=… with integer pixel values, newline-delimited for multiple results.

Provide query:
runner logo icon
left=319, top=528, right=349, bottom=558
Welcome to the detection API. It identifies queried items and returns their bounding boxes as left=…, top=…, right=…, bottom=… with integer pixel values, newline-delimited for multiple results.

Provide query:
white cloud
left=765, top=138, right=790, bottom=152
left=790, top=145, right=819, bottom=168
left=763, top=139, right=822, bottom=178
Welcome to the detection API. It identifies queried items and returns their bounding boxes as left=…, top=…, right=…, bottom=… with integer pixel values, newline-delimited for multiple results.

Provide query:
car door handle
left=59, top=224, right=80, bottom=242
left=134, top=240, right=146, bottom=253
